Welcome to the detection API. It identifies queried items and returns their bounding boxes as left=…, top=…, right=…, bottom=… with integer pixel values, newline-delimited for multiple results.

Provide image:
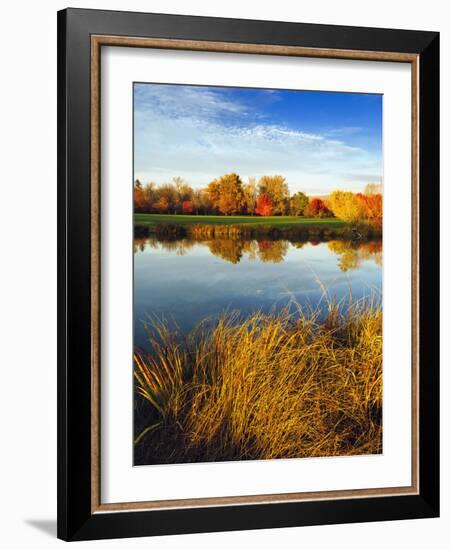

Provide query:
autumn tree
left=156, top=184, right=178, bottom=214
left=173, top=178, right=192, bottom=200
left=242, top=177, right=258, bottom=215
left=289, top=191, right=309, bottom=216
left=153, top=196, right=170, bottom=213
left=198, top=189, right=213, bottom=215
left=255, top=194, right=273, bottom=216
left=192, top=189, right=203, bottom=215
left=356, top=193, right=383, bottom=227
left=207, top=173, right=244, bottom=215
left=206, top=180, right=221, bottom=212
left=258, top=175, right=289, bottom=215
left=134, top=175, right=381, bottom=221
left=171, top=177, right=194, bottom=214
left=139, top=182, right=156, bottom=212
left=304, top=197, right=332, bottom=218
left=326, top=191, right=366, bottom=224
left=133, top=180, right=147, bottom=211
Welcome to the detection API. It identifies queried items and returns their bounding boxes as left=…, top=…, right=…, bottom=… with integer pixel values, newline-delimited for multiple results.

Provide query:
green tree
left=289, top=191, right=309, bottom=216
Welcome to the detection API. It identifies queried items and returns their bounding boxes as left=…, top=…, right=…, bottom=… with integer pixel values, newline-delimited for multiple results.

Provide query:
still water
left=133, top=236, right=382, bottom=350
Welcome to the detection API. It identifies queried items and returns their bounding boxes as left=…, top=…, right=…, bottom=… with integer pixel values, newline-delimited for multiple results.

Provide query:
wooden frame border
left=90, top=35, right=419, bottom=514
left=58, top=8, right=439, bottom=540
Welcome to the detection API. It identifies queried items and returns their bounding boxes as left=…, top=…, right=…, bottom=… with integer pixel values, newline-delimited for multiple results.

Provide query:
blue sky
left=134, top=83, right=382, bottom=195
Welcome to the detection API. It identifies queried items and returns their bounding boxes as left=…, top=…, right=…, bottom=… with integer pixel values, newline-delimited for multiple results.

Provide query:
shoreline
left=134, top=220, right=382, bottom=241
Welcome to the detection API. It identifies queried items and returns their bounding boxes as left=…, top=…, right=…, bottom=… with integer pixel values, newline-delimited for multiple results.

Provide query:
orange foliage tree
left=207, top=173, right=244, bottom=215
left=255, top=194, right=273, bottom=216
left=356, top=193, right=383, bottom=226
left=133, top=181, right=147, bottom=212
left=153, top=196, right=170, bottom=213
left=182, top=200, right=194, bottom=214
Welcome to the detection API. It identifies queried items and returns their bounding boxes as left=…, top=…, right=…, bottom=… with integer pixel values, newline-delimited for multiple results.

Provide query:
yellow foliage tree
left=207, top=173, right=244, bottom=215
left=258, top=175, right=289, bottom=215
left=326, top=191, right=366, bottom=224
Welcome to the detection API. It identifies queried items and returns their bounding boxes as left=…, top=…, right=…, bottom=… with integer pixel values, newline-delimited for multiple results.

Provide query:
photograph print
left=133, top=83, right=383, bottom=466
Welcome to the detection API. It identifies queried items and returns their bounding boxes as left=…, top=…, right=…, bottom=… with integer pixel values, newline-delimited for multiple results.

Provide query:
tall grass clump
left=134, top=302, right=382, bottom=464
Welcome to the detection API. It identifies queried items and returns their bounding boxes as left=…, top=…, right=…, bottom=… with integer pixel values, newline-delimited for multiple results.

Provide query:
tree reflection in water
left=134, top=235, right=383, bottom=271
left=327, top=240, right=382, bottom=272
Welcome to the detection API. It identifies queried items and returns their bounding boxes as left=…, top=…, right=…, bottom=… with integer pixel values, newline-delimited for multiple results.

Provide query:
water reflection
left=134, top=235, right=382, bottom=271
left=327, top=240, right=382, bottom=272
left=133, top=235, right=382, bottom=347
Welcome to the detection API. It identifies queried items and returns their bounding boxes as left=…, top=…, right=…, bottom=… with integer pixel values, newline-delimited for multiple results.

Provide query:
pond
left=133, top=235, right=382, bottom=351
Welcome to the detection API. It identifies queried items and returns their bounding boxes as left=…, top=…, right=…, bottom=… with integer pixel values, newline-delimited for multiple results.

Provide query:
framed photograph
left=57, top=8, right=439, bottom=541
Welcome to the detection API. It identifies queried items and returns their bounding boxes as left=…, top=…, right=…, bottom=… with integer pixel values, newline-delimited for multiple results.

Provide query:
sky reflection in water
left=134, top=237, right=382, bottom=350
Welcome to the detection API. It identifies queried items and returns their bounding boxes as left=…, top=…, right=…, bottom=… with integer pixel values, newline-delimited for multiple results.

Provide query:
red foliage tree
left=182, top=200, right=194, bottom=214
left=255, top=194, right=273, bottom=216
left=304, top=198, right=331, bottom=218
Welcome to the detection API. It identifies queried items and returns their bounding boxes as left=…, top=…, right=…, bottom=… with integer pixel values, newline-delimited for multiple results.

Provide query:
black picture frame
left=57, top=7, right=439, bottom=541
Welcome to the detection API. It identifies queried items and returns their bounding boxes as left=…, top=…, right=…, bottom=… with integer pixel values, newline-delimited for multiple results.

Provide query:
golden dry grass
left=134, top=302, right=382, bottom=465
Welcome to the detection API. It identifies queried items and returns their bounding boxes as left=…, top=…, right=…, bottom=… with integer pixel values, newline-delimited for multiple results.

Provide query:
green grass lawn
left=134, top=213, right=346, bottom=228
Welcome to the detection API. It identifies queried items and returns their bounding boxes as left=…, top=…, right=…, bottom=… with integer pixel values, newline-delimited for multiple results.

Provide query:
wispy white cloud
left=325, top=126, right=363, bottom=137
left=134, top=84, right=382, bottom=195
left=135, top=84, right=249, bottom=121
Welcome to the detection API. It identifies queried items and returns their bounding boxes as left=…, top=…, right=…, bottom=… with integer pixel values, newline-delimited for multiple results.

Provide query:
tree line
left=134, top=174, right=382, bottom=225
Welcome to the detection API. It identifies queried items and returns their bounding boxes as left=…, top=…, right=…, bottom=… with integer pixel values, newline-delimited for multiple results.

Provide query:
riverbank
left=134, top=214, right=381, bottom=240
